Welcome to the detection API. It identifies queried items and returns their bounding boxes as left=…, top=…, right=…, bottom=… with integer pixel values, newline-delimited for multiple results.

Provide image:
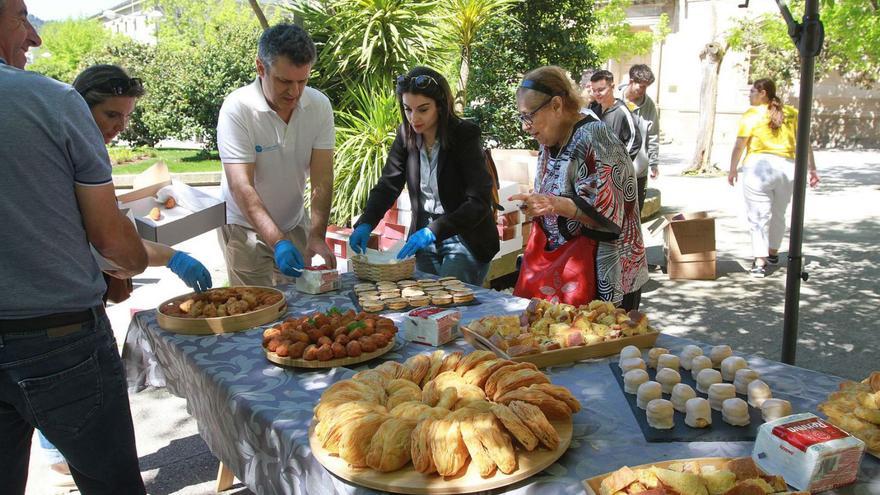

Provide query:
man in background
left=589, top=69, right=642, bottom=163
left=621, top=64, right=660, bottom=211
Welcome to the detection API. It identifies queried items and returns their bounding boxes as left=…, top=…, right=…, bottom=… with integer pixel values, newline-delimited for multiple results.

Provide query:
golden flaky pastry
left=411, top=418, right=437, bottom=474
left=315, top=380, right=386, bottom=421
left=495, top=388, right=572, bottom=420
left=375, top=361, right=415, bottom=383
left=385, top=378, right=423, bottom=411
left=462, top=359, right=512, bottom=388
left=508, top=400, right=559, bottom=450
left=435, top=387, right=458, bottom=410
left=453, top=384, right=488, bottom=410
left=337, top=412, right=389, bottom=467
left=403, top=354, right=431, bottom=385
left=490, top=403, right=539, bottom=451
left=422, top=371, right=469, bottom=406
left=429, top=418, right=470, bottom=477
left=455, top=350, right=497, bottom=375
left=459, top=413, right=497, bottom=477
left=423, top=350, right=446, bottom=386
left=352, top=369, right=392, bottom=389
left=527, top=383, right=582, bottom=414
left=316, top=401, right=387, bottom=453
left=365, top=417, right=418, bottom=472
left=492, top=368, right=551, bottom=401
left=483, top=362, right=538, bottom=398
left=471, top=412, right=517, bottom=474
left=439, top=351, right=464, bottom=374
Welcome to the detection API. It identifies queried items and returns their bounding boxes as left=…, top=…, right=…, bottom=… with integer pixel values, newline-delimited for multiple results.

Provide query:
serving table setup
left=121, top=271, right=880, bottom=495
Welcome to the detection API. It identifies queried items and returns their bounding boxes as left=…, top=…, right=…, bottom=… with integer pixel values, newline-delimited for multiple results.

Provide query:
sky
left=26, top=0, right=123, bottom=21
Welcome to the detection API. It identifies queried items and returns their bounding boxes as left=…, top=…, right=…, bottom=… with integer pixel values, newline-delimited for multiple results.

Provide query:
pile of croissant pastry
left=818, top=370, right=880, bottom=451
left=313, top=350, right=581, bottom=478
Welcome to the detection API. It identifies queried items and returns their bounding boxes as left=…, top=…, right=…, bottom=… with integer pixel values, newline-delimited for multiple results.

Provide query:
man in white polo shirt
left=217, top=23, right=336, bottom=286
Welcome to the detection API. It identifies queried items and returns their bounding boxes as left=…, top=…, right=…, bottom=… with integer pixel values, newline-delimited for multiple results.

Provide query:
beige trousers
left=218, top=223, right=308, bottom=287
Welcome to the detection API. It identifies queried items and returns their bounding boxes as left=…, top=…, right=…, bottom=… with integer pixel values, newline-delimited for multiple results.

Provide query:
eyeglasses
left=396, top=74, right=439, bottom=91
left=516, top=97, right=553, bottom=127
left=83, top=77, right=144, bottom=96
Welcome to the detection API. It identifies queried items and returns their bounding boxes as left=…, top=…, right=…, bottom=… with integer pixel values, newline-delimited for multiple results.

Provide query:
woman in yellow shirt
left=728, top=78, right=820, bottom=277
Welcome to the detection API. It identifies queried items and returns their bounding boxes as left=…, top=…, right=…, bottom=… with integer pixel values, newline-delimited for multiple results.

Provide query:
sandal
left=767, top=254, right=780, bottom=265
left=749, top=262, right=766, bottom=278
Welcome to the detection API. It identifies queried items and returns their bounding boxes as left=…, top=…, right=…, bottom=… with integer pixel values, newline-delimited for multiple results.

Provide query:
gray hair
left=72, top=64, right=145, bottom=108
left=257, top=23, right=316, bottom=69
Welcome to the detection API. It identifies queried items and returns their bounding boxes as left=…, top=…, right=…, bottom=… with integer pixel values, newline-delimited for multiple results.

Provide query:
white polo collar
left=244, top=77, right=312, bottom=114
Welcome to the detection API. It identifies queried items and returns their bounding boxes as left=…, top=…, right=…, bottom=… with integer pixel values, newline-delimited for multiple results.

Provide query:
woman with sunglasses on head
left=34, top=64, right=215, bottom=485
left=349, top=66, right=499, bottom=285
left=509, top=66, right=648, bottom=310
left=72, top=65, right=213, bottom=293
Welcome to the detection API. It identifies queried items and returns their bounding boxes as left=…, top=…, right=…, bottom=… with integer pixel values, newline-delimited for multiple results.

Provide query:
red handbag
left=514, top=220, right=598, bottom=306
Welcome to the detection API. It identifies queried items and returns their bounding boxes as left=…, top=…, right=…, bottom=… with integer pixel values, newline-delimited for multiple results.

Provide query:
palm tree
left=436, top=0, right=520, bottom=110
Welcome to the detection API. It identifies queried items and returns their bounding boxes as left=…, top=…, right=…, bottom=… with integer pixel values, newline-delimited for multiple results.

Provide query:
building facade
left=610, top=0, right=879, bottom=149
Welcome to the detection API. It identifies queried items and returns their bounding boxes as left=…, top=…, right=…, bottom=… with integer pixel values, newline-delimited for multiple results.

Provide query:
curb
left=113, top=172, right=222, bottom=189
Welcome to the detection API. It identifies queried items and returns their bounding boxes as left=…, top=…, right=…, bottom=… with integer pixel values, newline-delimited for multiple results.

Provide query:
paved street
left=25, top=143, right=879, bottom=494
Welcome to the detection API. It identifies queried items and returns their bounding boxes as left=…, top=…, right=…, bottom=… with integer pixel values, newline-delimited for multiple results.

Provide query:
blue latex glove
left=167, top=251, right=213, bottom=292
left=397, top=228, right=436, bottom=259
left=273, top=239, right=304, bottom=277
left=349, top=223, right=373, bottom=255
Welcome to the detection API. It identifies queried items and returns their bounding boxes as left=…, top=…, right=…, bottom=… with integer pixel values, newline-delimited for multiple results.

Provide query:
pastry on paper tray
left=312, top=350, right=578, bottom=478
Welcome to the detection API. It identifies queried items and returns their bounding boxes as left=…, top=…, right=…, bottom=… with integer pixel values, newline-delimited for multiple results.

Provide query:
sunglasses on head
left=396, top=74, right=439, bottom=91
left=82, top=77, right=144, bottom=97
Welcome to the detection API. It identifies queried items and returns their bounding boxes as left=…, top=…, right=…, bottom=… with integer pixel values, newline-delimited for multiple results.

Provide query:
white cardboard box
left=296, top=268, right=341, bottom=294
left=403, top=307, right=461, bottom=346
left=117, top=163, right=226, bottom=246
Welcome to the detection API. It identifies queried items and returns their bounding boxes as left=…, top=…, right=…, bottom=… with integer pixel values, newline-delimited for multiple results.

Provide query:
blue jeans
left=0, top=309, right=145, bottom=495
left=415, top=235, right=490, bottom=286
left=38, top=430, right=65, bottom=464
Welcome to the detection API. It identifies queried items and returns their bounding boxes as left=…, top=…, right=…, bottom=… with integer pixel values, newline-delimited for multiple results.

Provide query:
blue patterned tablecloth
left=121, top=273, right=879, bottom=495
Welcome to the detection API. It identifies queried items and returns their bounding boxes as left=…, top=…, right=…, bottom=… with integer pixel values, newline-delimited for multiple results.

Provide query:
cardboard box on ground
left=116, top=163, right=226, bottom=246
left=648, top=211, right=717, bottom=280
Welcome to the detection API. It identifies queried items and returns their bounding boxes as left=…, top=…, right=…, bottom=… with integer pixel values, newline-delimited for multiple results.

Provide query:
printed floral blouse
left=533, top=119, right=649, bottom=304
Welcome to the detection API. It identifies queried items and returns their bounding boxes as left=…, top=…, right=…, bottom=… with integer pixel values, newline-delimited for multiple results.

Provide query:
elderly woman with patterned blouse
left=509, top=65, right=648, bottom=310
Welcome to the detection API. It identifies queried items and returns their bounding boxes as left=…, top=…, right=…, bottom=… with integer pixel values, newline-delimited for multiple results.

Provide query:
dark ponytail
left=753, top=78, right=784, bottom=133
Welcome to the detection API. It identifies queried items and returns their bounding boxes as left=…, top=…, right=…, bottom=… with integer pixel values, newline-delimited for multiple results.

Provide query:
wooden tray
left=583, top=457, right=772, bottom=495
left=156, top=286, right=287, bottom=335
left=309, top=417, right=573, bottom=494
left=265, top=338, right=396, bottom=369
left=461, top=325, right=659, bottom=368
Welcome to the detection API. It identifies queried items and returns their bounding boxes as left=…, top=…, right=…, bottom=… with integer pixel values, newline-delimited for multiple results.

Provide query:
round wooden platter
left=265, top=338, right=396, bottom=369
left=308, top=417, right=573, bottom=494
left=156, top=286, right=287, bottom=335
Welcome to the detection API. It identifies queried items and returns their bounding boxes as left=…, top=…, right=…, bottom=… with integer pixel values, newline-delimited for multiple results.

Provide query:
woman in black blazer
left=350, top=66, right=499, bottom=285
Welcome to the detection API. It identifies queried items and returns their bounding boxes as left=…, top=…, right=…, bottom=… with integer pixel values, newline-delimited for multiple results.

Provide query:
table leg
left=216, top=462, right=235, bottom=493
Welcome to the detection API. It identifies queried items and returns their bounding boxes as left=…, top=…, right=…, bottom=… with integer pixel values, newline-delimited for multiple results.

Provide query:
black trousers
left=637, top=175, right=648, bottom=212
left=621, top=289, right=642, bottom=312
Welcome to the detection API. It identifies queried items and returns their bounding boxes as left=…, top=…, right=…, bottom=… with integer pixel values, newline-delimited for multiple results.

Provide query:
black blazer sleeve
left=429, top=120, right=494, bottom=242
left=355, top=126, right=408, bottom=230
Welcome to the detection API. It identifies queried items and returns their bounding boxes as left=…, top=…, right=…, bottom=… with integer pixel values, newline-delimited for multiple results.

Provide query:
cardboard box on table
left=649, top=211, right=716, bottom=280
left=490, top=149, right=538, bottom=188
left=325, top=225, right=379, bottom=259
left=116, top=163, right=226, bottom=246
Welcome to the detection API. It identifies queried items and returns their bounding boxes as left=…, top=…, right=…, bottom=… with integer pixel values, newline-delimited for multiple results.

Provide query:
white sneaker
left=46, top=462, right=78, bottom=492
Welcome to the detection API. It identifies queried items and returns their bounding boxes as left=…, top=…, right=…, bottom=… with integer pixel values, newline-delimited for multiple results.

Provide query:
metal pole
left=781, top=0, right=821, bottom=365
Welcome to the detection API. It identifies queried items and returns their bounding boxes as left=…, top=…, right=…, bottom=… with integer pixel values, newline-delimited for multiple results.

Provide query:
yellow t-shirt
left=737, top=104, right=798, bottom=159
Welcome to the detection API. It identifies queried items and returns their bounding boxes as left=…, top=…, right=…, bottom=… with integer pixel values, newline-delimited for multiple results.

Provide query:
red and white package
left=295, top=266, right=340, bottom=294
left=403, top=307, right=461, bottom=346
left=752, top=413, right=865, bottom=492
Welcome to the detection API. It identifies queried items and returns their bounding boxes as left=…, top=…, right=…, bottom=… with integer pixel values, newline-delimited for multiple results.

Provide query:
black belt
left=0, top=306, right=101, bottom=333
